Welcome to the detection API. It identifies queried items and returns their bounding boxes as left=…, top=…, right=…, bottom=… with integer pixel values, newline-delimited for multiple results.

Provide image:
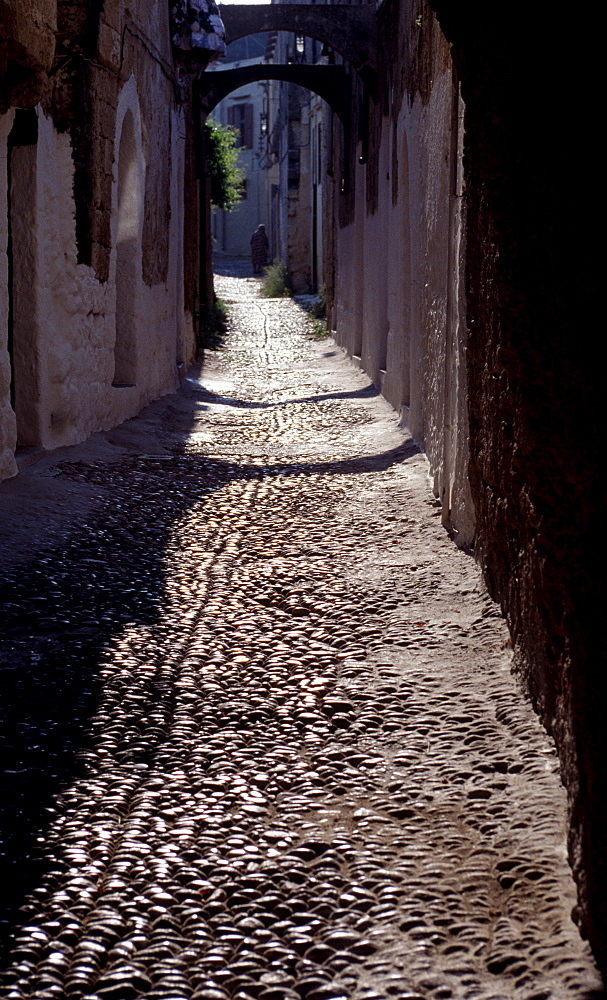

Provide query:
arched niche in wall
left=7, top=109, right=41, bottom=445
left=114, top=108, right=140, bottom=387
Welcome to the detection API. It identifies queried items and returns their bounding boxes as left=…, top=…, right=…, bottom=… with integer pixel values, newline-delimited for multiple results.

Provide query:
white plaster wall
left=108, top=79, right=187, bottom=418
left=23, top=77, right=185, bottom=452
left=172, top=106, right=192, bottom=369
left=288, top=105, right=313, bottom=293
left=0, top=112, right=17, bottom=481
left=335, top=158, right=366, bottom=359
left=332, top=60, right=474, bottom=544
left=216, top=149, right=268, bottom=258
left=410, top=70, right=452, bottom=484
left=309, top=99, right=324, bottom=292
left=439, top=88, right=474, bottom=546
left=34, top=108, right=116, bottom=448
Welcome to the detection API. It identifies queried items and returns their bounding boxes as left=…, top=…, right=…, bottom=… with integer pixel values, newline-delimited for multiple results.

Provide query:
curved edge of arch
left=217, top=3, right=377, bottom=72
left=198, top=64, right=350, bottom=129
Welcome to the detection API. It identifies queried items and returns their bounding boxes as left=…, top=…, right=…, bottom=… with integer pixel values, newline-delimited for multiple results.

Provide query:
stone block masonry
left=0, top=0, right=56, bottom=111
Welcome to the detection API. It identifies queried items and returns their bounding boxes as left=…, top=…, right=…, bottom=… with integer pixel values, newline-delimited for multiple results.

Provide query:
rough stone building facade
left=0, top=0, right=212, bottom=483
left=320, top=0, right=604, bottom=972
left=326, top=0, right=472, bottom=546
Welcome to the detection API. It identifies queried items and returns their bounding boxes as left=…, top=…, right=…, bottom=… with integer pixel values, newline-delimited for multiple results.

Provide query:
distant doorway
left=114, top=110, right=139, bottom=387
left=7, top=109, right=41, bottom=445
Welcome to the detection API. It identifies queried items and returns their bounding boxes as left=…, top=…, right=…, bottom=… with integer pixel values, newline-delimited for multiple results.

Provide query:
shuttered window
left=227, top=103, right=253, bottom=149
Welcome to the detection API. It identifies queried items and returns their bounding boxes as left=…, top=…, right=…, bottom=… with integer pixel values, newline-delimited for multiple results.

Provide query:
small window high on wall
left=228, top=103, right=253, bottom=149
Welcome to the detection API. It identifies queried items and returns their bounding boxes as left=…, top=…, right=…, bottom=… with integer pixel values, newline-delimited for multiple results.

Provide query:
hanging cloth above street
left=170, top=0, right=227, bottom=63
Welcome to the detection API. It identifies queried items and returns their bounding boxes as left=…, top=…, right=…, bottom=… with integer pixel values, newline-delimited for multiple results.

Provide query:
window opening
left=227, top=103, right=253, bottom=149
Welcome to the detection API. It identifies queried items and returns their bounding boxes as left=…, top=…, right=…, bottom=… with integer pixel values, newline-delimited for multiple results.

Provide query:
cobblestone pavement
left=0, top=258, right=602, bottom=1000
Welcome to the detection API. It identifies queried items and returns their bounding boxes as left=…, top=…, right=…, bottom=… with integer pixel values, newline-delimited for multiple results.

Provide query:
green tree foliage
left=204, top=119, right=244, bottom=211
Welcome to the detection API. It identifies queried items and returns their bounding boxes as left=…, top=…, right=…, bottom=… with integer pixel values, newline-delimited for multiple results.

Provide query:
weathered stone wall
left=427, top=2, right=605, bottom=972
left=330, top=0, right=474, bottom=547
left=0, top=0, right=196, bottom=467
left=183, top=108, right=200, bottom=334
left=287, top=93, right=314, bottom=294
left=0, top=112, right=16, bottom=480
left=329, top=0, right=604, bottom=973
left=0, top=0, right=56, bottom=111
left=43, top=0, right=176, bottom=286
left=18, top=91, right=189, bottom=450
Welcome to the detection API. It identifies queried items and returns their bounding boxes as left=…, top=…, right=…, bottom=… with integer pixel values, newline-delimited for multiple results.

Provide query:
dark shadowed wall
left=328, top=0, right=604, bottom=972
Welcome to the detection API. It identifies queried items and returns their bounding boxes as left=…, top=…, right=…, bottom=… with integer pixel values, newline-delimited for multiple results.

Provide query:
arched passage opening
left=197, top=54, right=354, bottom=299
left=197, top=7, right=376, bottom=305
left=200, top=65, right=341, bottom=293
left=198, top=64, right=350, bottom=134
left=113, top=109, right=140, bottom=388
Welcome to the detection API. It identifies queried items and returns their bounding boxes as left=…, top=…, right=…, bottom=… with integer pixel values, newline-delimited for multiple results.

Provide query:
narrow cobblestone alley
left=0, top=262, right=601, bottom=1000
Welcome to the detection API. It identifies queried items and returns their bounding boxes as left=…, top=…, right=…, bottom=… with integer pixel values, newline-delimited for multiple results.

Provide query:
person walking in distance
left=251, top=224, right=269, bottom=275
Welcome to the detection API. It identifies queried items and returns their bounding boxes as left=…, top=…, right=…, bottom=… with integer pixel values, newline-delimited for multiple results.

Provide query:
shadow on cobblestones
left=0, top=265, right=602, bottom=998
left=0, top=501, right=171, bottom=952
left=188, top=383, right=380, bottom=412
left=0, top=442, right=419, bottom=956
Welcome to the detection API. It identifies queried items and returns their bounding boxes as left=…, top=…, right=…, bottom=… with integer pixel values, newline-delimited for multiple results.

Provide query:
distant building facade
left=208, top=9, right=327, bottom=293
left=264, top=12, right=326, bottom=293
left=208, top=34, right=272, bottom=259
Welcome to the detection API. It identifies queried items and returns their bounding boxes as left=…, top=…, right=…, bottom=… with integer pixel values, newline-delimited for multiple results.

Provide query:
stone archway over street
left=218, top=3, right=377, bottom=73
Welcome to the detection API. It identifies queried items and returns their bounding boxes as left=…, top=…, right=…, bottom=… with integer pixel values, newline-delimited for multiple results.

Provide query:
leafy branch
left=204, top=118, right=244, bottom=211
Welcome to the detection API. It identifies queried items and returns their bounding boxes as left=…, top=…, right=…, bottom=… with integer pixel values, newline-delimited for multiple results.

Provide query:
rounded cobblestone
left=0, top=258, right=601, bottom=998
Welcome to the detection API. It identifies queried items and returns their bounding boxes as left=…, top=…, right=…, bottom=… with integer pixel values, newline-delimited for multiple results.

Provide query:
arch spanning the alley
left=198, top=63, right=349, bottom=129
left=197, top=62, right=354, bottom=194
left=217, top=2, right=377, bottom=74
left=201, top=3, right=381, bottom=198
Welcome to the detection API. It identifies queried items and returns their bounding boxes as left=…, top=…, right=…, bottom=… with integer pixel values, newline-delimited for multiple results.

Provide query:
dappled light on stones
left=0, top=261, right=601, bottom=999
